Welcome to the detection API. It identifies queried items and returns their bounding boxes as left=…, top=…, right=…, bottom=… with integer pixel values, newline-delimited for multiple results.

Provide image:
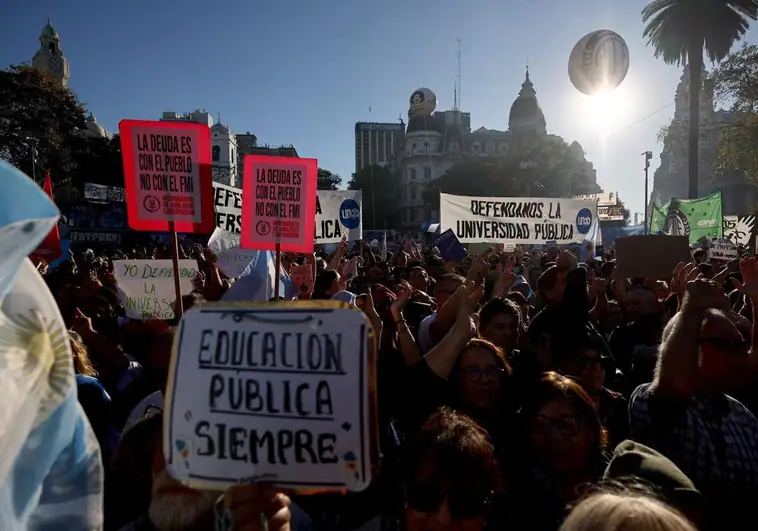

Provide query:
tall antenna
left=455, top=38, right=462, bottom=111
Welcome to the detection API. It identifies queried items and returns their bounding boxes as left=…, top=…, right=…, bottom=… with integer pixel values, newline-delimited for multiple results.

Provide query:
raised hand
left=390, top=283, right=412, bottom=323
left=683, top=277, right=727, bottom=311
left=734, top=257, right=758, bottom=302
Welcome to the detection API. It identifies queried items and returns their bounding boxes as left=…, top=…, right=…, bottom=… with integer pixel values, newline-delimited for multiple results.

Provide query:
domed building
left=395, top=70, right=600, bottom=230
left=81, top=113, right=112, bottom=140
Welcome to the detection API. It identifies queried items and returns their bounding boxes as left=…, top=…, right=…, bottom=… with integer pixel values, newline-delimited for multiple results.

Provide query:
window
left=486, top=144, right=494, bottom=154
left=212, top=145, right=220, bottom=162
left=473, top=143, right=480, bottom=154
left=424, top=167, right=431, bottom=179
left=424, top=142, right=430, bottom=153
left=412, top=143, right=417, bottom=155
left=411, top=187, right=417, bottom=201
left=450, top=142, right=459, bottom=151
left=410, top=168, right=417, bottom=180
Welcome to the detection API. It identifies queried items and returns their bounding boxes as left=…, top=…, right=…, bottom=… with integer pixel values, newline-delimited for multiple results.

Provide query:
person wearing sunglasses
left=361, top=407, right=503, bottom=531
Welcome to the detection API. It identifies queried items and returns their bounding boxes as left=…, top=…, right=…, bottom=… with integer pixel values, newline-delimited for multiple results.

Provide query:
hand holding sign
left=222, top=484, right=291, bottom=531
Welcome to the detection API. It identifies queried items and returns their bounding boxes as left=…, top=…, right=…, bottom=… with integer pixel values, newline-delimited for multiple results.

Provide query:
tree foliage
left=348, top=164, right=396, bottom=230
left=423, top=135, right=600, bottom=211
left=317, top=168, right=342, bottom=190
left=641, top=0, right=758, bottom=198
left=711, top=43, right=758, bottom=184
left=0, top=64, right=87, bottom=183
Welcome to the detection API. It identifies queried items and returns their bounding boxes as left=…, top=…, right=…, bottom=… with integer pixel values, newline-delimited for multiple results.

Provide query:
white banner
left=212, top=182, right=362, bottom=243
left=114, top=259, right=198, bottom=320
left=314, top=190, right=362, bottom=243
left=83, top=183, right=126, bottom=203
left=440, top=193, right=598, bottom=244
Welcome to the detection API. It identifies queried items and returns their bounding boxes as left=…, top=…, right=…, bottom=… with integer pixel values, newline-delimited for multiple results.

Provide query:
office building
left=355, top=122, right=405, bottom=173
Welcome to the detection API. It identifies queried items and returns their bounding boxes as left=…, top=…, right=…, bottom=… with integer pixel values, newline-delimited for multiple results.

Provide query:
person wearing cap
left=602, top=440, right=703, bottom=528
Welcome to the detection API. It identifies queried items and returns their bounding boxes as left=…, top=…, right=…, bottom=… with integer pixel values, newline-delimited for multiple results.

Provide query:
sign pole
left=275, top=243, right=281, bottom=300
left=169, top=221, right=184, bottom=318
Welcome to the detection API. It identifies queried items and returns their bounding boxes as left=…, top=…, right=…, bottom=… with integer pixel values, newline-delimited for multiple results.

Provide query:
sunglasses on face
left=531, top=414, right=582, bottom=438
left=700, top=336, right=750, bottom=355
left=463, top=366, right=503, bottom=381
left=405, top=481, right=491, bottom=521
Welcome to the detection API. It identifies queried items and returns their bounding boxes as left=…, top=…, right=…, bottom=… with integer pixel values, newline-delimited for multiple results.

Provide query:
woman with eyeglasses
left=555, top=337, right=630, bottom=449
left=505, top=372, right=608, bottom=531
left=358, top=407, right=503, bottom=531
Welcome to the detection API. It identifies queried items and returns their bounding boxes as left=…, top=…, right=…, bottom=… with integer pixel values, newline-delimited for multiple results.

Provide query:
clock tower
left=32, top=17, right=70, bottom=87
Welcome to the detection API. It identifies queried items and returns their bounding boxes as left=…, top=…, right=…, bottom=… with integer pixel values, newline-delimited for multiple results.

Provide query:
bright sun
left=579, top=89, right=631, bottom=140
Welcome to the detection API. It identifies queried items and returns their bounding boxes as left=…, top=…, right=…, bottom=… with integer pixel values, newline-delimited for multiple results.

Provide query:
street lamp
left=642, top=151, right=652, bottom=233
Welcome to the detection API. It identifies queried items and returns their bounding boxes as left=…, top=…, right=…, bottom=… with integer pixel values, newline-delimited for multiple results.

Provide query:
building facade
left=395, top=70, right=600, bottom=229
left=159, top=111, right=238, bottom=187
left=354, top=122, right=406, bottom=173
left=651, top=66, right=758, bottom=215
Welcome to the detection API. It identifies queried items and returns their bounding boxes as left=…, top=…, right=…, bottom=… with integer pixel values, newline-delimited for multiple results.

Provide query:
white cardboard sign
left=207, top=228, right=257, bottom=278
left=708, top=241, right=738, bottom=260
left=114, top=259, right=198, bottom=320
left=164, top=302, right=373, bottom=491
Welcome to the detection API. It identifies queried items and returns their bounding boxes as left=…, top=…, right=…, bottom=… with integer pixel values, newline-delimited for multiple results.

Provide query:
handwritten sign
left=708, top=241, right=738, bottom=261
left=207, top=228, right=257, bottom=278
left=163, top=302, right=373, bottom=491
left=114, top=259, right=198, bottom=319
left=290, top=263, right=314, bottom=297
left=240, top=155, right=317, bottom=253
left=119, top=119, right=215, bottom=233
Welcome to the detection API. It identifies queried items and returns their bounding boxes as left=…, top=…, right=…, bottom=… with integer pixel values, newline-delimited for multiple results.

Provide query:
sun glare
left=585, top=89, right=628, bottom=135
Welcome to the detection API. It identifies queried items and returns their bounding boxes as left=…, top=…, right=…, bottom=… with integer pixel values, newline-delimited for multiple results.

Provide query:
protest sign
left=164, top=301, right=374, bottom=491
left=708, top=241, right=739, bottom=261
left=207, top=228, right=257, bottom=278
left=314, top=191, right=362, bottom=243
left=213, top=182, right=243, bottom=233
left=114, top=259, right=198, bottom=319
left=290, top=263, right=314, bottom=297
left=433, top=229, right=467, bottom=262
left=440, top=193, right=597, bottom=244
left=214, top=182, right=359, bottom=244
left=119, top=120, right=215, bottom=233
left=240, top=155, right=317, bottom=253
left=614, top=236, right=691, bottom=279
left=83, top=183, right=126, bottom=203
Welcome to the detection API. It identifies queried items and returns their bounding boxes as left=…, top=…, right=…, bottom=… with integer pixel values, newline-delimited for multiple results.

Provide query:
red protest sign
left=240, top=155, right=317, bottom=253
left=119, top=120, right=215, bottom=233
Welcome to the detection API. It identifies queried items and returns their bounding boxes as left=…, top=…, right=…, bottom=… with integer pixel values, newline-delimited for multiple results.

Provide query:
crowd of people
left=31, top=236, right=758, bottom=531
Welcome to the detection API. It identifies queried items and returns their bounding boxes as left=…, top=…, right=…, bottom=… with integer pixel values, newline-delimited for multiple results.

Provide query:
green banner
left=648, top=191, right=723, bottom=244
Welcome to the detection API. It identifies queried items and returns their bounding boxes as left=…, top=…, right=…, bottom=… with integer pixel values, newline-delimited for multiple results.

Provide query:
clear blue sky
left=2, top=0, right=756, bottom=218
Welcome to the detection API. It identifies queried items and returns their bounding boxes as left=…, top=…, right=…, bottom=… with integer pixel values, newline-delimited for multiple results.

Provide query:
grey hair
left=560, top=491, right=696, bottom=531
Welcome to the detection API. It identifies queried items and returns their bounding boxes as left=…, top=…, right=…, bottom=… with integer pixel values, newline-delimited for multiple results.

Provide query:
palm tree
left=642, top=0, right=758, bottom=199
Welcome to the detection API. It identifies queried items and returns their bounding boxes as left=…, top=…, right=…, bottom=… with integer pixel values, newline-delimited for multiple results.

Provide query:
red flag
left=30, top=170, right=62, bottom=263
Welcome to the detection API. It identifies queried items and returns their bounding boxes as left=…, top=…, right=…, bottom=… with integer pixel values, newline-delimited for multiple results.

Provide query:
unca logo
left=666, top=209, right=690, bottom=236
left=339, top=199, right=361, bottom=230
left=576, top=208, right=593, bottom=235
